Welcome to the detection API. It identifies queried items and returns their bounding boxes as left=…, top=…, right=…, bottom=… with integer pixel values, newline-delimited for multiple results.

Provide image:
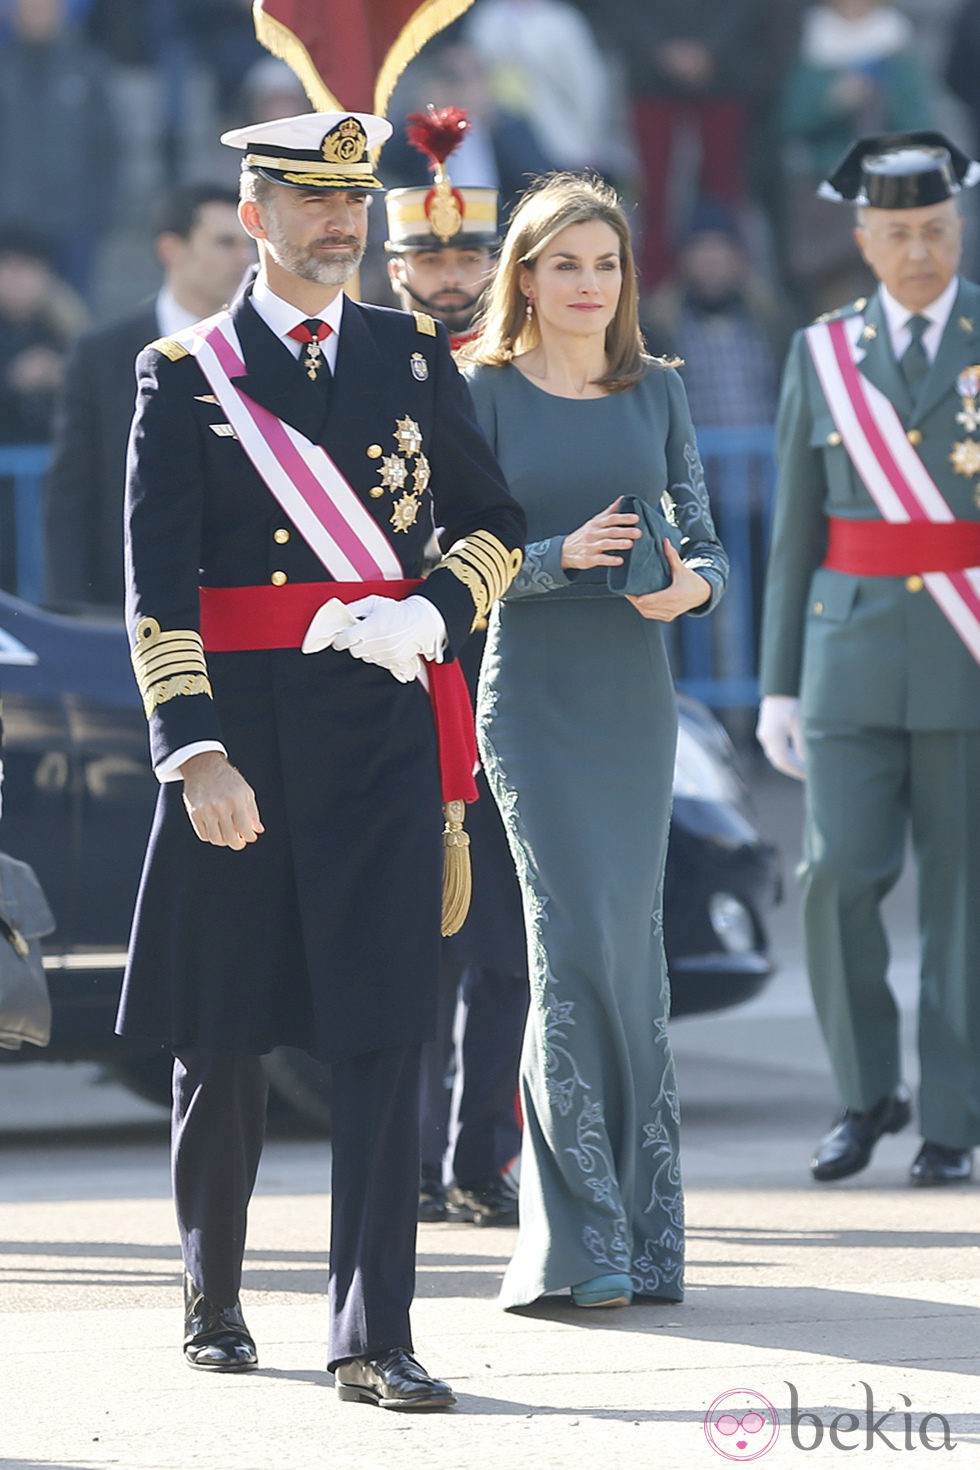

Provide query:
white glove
left=301, top=598, right=358, bottom=654
left=324, top=594, right=447, bottom=683
left=756, top=695, right=807, bottom=780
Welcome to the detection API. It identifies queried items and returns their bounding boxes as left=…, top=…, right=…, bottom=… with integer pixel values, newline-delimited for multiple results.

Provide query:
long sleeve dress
left=467, top=360, right=728, bottom=1307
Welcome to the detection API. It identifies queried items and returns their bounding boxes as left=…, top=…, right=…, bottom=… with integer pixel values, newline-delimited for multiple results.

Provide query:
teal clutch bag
left=606, top=494, right=682, bottom=596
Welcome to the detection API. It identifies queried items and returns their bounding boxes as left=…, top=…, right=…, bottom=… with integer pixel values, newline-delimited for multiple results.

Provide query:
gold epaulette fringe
left=441, top=799, right=472, bottom=936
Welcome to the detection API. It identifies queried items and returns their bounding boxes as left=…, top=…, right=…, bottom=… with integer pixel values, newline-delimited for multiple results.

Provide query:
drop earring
left=525, top=294, right=534, bottom=320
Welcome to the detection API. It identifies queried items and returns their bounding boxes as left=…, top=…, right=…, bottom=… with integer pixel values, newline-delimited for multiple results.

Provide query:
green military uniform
left=761, top=275, right=980, bottom=1148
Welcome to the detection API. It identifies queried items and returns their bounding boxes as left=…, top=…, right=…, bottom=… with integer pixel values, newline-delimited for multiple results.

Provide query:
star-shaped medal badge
left=413, top=453, right=431, bottom=494
left=950, top=439, right=980, bottom=477
left=394, top=416, right=423, bottom=457
left=390, top=493, right=420, bottom=533
left=377, top=453, right=409, bottom=492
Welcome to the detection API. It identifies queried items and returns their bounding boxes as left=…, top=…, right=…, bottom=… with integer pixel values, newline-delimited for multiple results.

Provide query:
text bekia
left=787, top=1382, right=955, bottom=1452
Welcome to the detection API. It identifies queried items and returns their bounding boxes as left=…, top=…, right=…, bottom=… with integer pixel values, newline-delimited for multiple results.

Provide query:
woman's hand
left=626, top=539, right=712, bottom=622
left=561, top=498, right=641, bottom=570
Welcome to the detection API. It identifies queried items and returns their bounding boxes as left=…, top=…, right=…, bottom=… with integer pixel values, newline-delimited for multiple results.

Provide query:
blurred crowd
left=2, top=0, right=979, bottom=709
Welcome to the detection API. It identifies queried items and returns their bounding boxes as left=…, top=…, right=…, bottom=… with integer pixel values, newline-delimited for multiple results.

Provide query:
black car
left=0, top=588, right=779, bottom=1124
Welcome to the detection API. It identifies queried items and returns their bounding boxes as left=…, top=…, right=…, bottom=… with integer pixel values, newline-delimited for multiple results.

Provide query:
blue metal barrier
left=1, top=431, right=777, bottom=712
left=670, top=424, right=777, bottom=712
left=0, top=443, right=50, bottom=606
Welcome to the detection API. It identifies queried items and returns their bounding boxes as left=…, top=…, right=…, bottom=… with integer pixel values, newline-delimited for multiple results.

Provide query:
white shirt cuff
left=155, top=741, right=227, bottom=783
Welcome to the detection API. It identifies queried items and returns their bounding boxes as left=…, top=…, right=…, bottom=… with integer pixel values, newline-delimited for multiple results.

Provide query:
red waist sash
left=199, top=581, right=478, bottom=805
left=824, top=517, right=980, bottom=576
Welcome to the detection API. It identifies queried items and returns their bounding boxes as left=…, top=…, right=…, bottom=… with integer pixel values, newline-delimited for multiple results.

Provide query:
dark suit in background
left=45, top=302, right=157, bottom=608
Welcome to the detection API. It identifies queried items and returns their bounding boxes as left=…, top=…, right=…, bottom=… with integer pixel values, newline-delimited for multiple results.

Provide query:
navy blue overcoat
left=117, top=280, right=524, bottom=1061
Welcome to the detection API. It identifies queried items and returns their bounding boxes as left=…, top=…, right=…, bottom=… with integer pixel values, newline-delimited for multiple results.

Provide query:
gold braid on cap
left=131, top=617, right=212, bottom=718
left=439, top=531, right=523, bottom=630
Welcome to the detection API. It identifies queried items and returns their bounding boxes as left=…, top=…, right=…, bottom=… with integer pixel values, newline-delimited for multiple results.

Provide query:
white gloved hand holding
left=326, top=594, right=447, bottom=683
left=756, top=695, right=807, bottom=780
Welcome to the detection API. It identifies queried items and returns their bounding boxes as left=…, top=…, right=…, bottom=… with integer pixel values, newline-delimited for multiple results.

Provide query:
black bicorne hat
left=819, top=130, right=980, bottom=208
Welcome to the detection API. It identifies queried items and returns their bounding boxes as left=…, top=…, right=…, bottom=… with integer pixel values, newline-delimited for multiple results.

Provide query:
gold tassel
left=441, top=798, right=471, bottom=936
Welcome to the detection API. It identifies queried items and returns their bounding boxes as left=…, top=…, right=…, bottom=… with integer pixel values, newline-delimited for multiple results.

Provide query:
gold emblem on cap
left=322, top=116, right=368, bottom=166
left=950, top=439, right=980, bottom=477
left=428, top=181, right=463, bottom=244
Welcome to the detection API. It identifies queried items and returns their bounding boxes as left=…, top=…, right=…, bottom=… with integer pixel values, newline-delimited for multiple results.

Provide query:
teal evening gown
left=467, top=361, right=729, bottom=1307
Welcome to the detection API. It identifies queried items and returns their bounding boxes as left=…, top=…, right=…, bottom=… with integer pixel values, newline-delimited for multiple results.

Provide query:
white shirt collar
left=879, top=278, right=959, bottom=361
left=155, top=285, right=202, bottom=338
left=249, top=274, right=344, bottom=370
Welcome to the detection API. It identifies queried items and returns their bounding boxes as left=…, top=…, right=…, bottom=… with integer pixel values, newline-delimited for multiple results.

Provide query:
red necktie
left=288, top=318, right=333, bottom=381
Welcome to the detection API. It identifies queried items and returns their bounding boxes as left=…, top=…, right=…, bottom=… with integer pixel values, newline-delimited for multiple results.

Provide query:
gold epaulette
left=439, top=531, right=523, bottom=630
left=813, top=296, right=867, bottom=326
left=131, top=617, right=212, bottom=717
left=146, top=336, right=189, bottom=362
left=413, top=311, right=437, bottom=337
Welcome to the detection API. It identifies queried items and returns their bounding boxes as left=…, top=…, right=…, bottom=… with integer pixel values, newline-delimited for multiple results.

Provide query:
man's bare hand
left=180, top=751, right=264, bottom=850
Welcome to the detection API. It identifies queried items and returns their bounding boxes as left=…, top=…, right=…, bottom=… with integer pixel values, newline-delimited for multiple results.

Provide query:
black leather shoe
left=909, top=1141, right=974, bottom=1186
left=183, top=1273, right=257, bottom=1372
left=445, top=1175, right=518, bottom=1226
left=335, top=1348, right=456, bottom=1410
left=810, top=1086, right=912, bottom=1181
left=418, top=1165, right=447, bottom=1223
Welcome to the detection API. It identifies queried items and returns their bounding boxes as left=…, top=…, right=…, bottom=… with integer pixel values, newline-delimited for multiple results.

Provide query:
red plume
left=405, top=106, right=470, bottom=170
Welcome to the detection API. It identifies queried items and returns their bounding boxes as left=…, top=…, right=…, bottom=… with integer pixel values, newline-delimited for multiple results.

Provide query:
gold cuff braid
left=131, top=617, right=213, bottom=717
left=439, top=531, right=523, bottom=630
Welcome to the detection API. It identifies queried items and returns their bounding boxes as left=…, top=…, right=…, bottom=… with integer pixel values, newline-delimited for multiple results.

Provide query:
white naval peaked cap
left=220, top=111, right=393, bottom=191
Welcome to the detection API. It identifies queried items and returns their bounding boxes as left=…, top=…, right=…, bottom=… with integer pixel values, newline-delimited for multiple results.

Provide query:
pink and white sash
left=806, top=315, right=980, bottom=665
left=178, top=310, right=403, bottom=584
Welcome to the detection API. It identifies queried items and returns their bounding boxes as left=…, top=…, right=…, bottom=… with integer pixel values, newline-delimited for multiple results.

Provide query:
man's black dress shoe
left=334, top=1348, right=456, bottom=1410
left=183, top=1273, right=257, bottom=1372
left=909, top=1141, right=974, bottom=1186
left=810, top=1086, right=912, bottom=1181
left=445, top=1175, right=518, bottom=1226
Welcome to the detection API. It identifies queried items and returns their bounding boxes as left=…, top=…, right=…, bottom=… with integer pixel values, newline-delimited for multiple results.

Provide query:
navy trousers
left=172, top=1043, right=422, bottom=1370
left=419, top=962, right=527, bottom=1186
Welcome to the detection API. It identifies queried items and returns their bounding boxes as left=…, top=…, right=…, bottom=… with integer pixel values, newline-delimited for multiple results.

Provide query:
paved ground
left=2, top=764, right=975, bottom=1470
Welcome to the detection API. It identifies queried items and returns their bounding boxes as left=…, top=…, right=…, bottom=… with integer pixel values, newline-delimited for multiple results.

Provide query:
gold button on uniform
left=813, top=600, right=825, bottom=614
left=271, top=570, right=288, bottom=586
left=907, top=429, right=923, bottom=445
left=366, top=443, right=383, bottom=459
left=905, top=574, right=924, bottom=593
left=827, top=431, right=842, bottom=446
left=273, top=527, right=290, bottom=544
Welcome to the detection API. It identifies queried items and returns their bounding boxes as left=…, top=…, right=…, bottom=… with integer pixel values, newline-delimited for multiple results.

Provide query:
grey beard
left=267, top=233, right=365, bottom=286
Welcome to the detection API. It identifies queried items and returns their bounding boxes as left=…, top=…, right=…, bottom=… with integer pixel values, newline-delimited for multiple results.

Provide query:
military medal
left=369, top=417, right=429, bottom=530
left=288, top=317, right=332, bottom=380
left=956, top=367, right=980, bottom=432
left=950, top=439, right=980, bottom=477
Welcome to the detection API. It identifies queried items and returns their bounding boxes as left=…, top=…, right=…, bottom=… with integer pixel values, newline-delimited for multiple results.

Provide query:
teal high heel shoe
left=570, top=1273, right=633, bottom=1307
